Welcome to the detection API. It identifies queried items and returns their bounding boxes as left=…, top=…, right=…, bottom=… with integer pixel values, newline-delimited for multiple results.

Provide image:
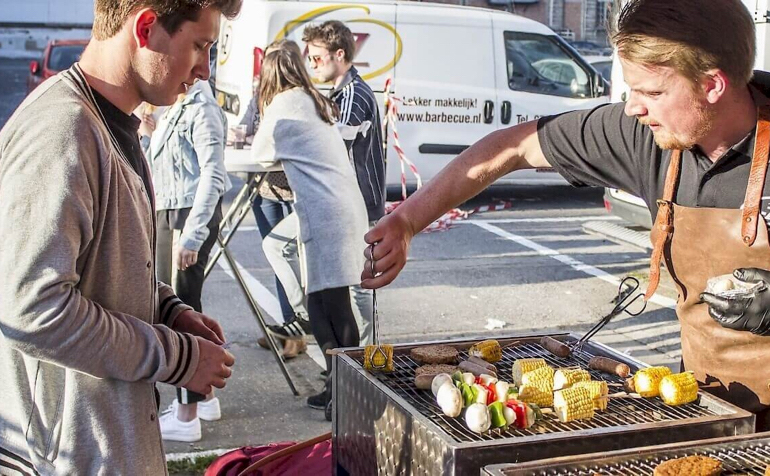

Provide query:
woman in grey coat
left=251, top=41, right=367, bottom=418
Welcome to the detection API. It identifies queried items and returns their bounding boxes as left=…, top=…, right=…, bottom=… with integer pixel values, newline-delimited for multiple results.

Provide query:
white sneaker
left=165, top=398, right=222, bottom=422
left=159, top=411, right=201, bottom=442
left=197, top=397, right=222, bottom=421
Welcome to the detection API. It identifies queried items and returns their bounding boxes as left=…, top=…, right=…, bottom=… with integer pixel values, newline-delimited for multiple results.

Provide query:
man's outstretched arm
left=361, top=120, right=548, bottom=288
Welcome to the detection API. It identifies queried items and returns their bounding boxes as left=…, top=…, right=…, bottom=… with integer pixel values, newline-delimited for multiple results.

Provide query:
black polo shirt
left=537, top=71, right=770, bottom=226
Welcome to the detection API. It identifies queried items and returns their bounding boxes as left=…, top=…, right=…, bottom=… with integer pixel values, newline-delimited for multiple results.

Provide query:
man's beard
left=639, top=101, right=715, bottom=150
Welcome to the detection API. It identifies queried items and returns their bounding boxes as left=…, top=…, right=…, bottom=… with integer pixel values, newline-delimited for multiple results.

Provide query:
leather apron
left=646, top=106, right=770, bottom=430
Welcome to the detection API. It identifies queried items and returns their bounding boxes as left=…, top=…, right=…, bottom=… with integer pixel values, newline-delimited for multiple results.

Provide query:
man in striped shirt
left=304, top=21, right=386, bottom=345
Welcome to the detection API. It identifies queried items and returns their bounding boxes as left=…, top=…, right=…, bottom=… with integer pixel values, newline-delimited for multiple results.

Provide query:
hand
left=176, top=245, right=198, bottom=271
left=139, top=113, right=156, bottom=137
left=174, top=309, right=225, bottom=345
left=184, top=337, right=235, bottom=395
left=699, top=268, right=770, bottom=335
left=360, top=212, right=414, bottom=289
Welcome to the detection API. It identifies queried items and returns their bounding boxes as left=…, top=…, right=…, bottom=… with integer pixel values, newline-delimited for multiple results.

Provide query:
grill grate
left=356, top=339, right=717, bottom=444
left=496, top=438, right=770, bottom=475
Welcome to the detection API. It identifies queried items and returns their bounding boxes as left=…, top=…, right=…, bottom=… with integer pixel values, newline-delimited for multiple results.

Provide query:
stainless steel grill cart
left=484, top=431, right=770, bottom=475
left=331, top=333, right=754, bottom=475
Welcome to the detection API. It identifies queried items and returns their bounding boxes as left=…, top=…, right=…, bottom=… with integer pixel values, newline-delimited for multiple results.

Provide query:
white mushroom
left=431, top=373, right=454, bottom=397
left=465, top=403, right=491, bottom=433
left=713, top=277, right=735, bottom=293
left=436, top=382, right=463, bottom=417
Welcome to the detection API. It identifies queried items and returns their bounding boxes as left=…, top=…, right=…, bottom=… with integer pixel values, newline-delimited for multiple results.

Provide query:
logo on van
left=274, top=4, right=403, bottom=81
left=218, top=21, right=233, bottom=66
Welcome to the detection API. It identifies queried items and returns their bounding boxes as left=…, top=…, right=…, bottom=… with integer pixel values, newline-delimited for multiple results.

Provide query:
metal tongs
left=572, top=276, right=647, bottom=353
left=368, top=243, right=388, bottom=369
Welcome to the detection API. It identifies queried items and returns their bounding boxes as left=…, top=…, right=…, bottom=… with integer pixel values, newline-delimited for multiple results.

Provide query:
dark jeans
left=252, top=195, right=294, bottom=322
left=157, top=204, right=222, bottom=404
left=308, top=287, right=360, bottom=372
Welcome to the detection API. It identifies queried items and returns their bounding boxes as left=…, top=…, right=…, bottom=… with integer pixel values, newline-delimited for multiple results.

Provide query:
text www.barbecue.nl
left=397, top=111, right=483, bottom=124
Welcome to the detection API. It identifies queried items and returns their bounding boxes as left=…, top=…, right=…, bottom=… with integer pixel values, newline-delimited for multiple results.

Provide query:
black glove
left=699, top=268, right=770, bottom=336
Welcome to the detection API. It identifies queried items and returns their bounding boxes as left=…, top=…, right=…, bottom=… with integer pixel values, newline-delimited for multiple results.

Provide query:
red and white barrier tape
left=382, top=78, right=511, bottom=232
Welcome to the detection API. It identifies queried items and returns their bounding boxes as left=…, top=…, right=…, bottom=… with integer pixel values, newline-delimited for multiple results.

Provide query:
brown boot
left=281, top=338, right=307, bottom=360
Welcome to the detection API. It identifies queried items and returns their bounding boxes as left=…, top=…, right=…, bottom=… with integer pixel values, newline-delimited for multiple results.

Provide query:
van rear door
left=389, top=5, right=498, bottom=189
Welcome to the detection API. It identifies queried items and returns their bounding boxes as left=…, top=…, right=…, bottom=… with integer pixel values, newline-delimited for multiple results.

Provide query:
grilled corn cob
left=468, top=339, right=502, bottom=363
left=573, top=380, right=609, bottom=411
left=633, top=366, right=672, bottom=398
left=518, top=366, right=555, bottom=407
left=553, top=386, right=595, bottom=422
left=517, top=384, right=554, bottom=407
left=659, top=372, right=698, bottom=406
left=553, top=368, right=591, bottom=390
left=364, top=344, right=394, bottom=372
left=512, top=358, right=548, bottom=385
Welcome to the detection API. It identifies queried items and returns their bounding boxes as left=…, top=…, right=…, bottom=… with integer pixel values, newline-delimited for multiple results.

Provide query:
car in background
left=27, top=39, right=89, bottom=94
left=583, top=55, right=613, bottom=85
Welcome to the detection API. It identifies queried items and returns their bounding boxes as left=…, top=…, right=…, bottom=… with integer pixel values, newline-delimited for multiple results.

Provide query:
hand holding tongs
left=572, top=276, right=647, bottom=353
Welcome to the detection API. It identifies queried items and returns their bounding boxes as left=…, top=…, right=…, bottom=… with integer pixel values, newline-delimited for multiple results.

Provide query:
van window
left=504, top=31, right=592, bottom=98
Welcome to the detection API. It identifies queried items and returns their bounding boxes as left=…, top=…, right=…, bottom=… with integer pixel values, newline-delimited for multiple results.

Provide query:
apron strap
left=645, top=149, right=682, bottom=300
left=741, top=105, right=770, bottom=246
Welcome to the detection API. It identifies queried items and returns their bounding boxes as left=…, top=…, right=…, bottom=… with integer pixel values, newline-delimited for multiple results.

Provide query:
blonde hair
left=610, top=0, right=755, bottom=87
left=259, top=39, right=339, bottom=125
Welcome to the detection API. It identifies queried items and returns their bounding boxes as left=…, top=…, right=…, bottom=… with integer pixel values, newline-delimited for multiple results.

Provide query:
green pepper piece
left=488, top=401, right=507, bottom=428
left=461, top=383, right=474, bottom=407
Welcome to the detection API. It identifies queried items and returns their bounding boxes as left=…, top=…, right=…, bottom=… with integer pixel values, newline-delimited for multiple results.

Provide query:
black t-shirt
left=91, top=88, right=153, bottom=202
left=537, top=71, right=770, bottom=225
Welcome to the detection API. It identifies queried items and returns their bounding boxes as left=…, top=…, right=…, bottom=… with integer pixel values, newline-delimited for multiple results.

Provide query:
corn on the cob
left=573, top=380, right=609, bottom=411
left=554, top=387, right=595, bottom=422
left=659, top=372, right=698, bottom=406
left=512, top=358, right=547, bottom=385
left=518, top=365, right=555, bottom=407
left=468, top=339, right=502, bottom=363
left=364, top=344, right=394, bottom=372
left=633, top=366, right=672, bottom=398
left=553, top=368, right=591, bottom=390
left=517, top=384, right=554, bottom=407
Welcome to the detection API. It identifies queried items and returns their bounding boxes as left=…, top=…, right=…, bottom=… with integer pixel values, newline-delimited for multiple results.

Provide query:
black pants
left=308, top=287, right=360, bottom=372
left=156, top=204, right=221, bottom=404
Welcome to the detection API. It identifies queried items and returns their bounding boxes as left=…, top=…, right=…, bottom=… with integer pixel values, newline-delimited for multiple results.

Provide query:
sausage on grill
left=588, top=356, right=631, bottom=378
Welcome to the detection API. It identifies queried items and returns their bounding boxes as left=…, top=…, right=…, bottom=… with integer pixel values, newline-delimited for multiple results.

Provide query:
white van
left=215, top=0, right=610, bottom=190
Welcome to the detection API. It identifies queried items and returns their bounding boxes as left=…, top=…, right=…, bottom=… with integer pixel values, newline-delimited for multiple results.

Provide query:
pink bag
left=204, top=433, right=332, bottom=476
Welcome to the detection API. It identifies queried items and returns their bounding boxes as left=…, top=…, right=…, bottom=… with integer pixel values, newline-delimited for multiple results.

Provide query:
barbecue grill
left=331, top=333, right=754, bottom=476
left=484, top=431, right=770, bottom=475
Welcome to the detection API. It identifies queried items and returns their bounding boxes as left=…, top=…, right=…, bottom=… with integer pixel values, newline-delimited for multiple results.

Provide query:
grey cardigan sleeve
left=0, top=111, right=198, bottom=387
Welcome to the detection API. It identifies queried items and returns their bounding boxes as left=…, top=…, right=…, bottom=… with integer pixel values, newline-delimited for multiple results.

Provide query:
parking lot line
left=471, top=220, right=676, bottom=310
left=214, top=248, right=328, bottom=370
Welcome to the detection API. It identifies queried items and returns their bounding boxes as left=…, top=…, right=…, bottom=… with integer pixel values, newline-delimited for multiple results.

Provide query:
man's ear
left=336, top=49, right=347, bottom=63
left=703, top=69, right=728, bottom=105
left=133, top=8, right=160, bottom=48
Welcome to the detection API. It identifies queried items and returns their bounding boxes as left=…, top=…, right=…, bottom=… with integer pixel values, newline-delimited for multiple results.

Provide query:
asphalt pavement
left=1, top=58, right=683, bottom=460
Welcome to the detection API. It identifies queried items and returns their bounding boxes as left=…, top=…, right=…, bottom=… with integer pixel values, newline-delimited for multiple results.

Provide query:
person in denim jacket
left=141, top=79, right=231, bottom=442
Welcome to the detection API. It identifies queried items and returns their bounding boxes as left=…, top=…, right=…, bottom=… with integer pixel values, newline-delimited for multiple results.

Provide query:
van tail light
left=253, top=47, right=264, bottom=82
left=30, top=60, right=40, bottom=75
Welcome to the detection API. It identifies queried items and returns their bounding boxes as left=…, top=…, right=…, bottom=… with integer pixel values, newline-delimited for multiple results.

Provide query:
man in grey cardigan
left=0, top=0, right=240, bottom=473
